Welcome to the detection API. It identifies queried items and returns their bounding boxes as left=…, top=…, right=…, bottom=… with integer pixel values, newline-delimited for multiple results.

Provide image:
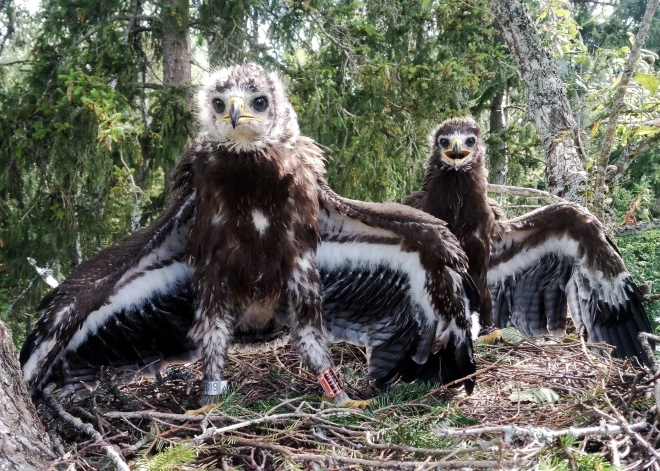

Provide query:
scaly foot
left=338, top=398, right=374, bottom=409
left=185, top=401, right=221, bottom=416
left=325, top=391, right=373, bottom=409
left=477, top=328, right=502, bottom=344
left=186, top=391, right=224, bottom=415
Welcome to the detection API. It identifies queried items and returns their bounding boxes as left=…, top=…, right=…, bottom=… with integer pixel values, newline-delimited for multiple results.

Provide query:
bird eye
left=439, top=138, right=450, bottom=147
left=466, top=137, right=476, bottom=147
left=252, top=96, right=268, bottom=112
left=212, top=98, right=225, bottom=114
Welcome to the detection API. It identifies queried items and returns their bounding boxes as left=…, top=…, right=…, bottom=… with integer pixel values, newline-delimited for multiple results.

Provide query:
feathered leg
left=288, top=253, right=371, bottom=408
left=188, top=301, right=236, bottom=407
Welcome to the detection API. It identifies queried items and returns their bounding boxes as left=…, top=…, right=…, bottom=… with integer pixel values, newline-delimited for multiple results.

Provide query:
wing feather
left=20, top=153, right=197, bottom=394
left=317, top=181, right=477, bottom=391
left=21, top=158, right=478, bottom=395
left=489, top=202, right=653, bottom=366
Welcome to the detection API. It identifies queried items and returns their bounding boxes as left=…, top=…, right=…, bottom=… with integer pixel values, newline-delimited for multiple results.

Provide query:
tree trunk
left=162, top=0, right=191, bottom=89
left=489, top=88, right=507, bottom=185
left=0, top=322, right=56, bottom=470
left=487, top=0, right=586, bottom=200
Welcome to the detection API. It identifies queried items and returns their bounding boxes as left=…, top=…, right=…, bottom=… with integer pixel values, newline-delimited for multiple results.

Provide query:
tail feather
left=398, top=332, right=476, bottom=394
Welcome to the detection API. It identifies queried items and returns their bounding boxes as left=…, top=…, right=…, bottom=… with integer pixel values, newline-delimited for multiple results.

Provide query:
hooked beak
left=222, top=97, right=260, bottom=128
left=443, top=139, right=472, bottom=167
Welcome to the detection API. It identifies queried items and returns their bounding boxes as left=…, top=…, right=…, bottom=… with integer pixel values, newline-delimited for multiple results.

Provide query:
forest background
left=2, top=0, right=660, bottom=345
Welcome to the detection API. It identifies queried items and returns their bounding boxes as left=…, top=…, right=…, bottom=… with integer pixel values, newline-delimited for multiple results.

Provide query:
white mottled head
left=196, top=64, right=300, bottom=153
left=428, top=116, right=484, bottom=171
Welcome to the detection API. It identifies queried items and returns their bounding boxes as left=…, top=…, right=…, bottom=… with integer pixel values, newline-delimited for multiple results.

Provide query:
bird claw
left=323, top=393, right=373, bottom=409
left=338, top=398, right=373, bottom=409
left=477, top=328, right=502, bottom=344
left=186, top=396, right=222, bottom=415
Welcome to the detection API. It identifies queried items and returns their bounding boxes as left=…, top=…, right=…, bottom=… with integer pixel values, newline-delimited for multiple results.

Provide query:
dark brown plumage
left=20, top=66, right=478, bottom=404
left=404, top=116, right=494, bottom=329
left=489, top=201, right=654, bottom=365
left=405, top=116, right=654, bottom=367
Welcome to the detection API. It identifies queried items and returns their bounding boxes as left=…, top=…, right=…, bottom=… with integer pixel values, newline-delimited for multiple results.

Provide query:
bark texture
left=0, top=322, right=55, bottom=471
left=162, top=0, right=191, bottom=88
left=488, top=0, right=585, bottom=199
left=489, top=89, right=508, bottom=185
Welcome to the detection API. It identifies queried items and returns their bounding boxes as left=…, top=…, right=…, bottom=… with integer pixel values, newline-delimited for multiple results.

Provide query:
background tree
left=1, top=0, right=659, bottom=346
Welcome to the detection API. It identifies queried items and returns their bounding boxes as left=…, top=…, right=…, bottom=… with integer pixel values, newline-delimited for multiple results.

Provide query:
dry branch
left=487, top=183, right=563, bottom=202
left=434, top=422, right=648, bottom=442
left=191, top=409, right=371, bottom=446
left=38, top=336, right=660, bottom=469
left=611, top=133, right=660, bottom=183
left=42, top=384, right=130, bottom=471
left=616, top=220, right=660, bottom=236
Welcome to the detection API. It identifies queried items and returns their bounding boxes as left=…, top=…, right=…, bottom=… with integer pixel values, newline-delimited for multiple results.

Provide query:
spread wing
left=21, top=147, right=478, bottom=396
left=20, top=152, right=199, bottom=396
left=316, top=181, right=478, bottom=392
left=488, top=202, right=654, bottom=367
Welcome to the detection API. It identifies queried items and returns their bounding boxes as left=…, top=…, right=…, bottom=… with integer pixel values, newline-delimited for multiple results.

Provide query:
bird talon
left=323, top=393, right=373, bottom=409
left=477, top=328, right=502, bottom=344
left=186, top=396, right=222, bottom=415
left=341, top=398, right=373, bottom=409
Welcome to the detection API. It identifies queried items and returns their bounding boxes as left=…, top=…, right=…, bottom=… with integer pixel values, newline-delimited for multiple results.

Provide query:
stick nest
left=39, top=335, right=660, bottom=470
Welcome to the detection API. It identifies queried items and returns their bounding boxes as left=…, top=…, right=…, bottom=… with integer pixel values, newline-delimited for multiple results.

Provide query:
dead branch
left=219, top=436, right=530, bottom=469
left=434, top=422, right=648, bottom=442
left=105, top=410, right=205, bottom=422
left=600, top=385, right=660, bottom=460
left=639, top=333, right=660, bottom=419
left=616, top=219, right=660, bottom=236
left=42, top=384, right=130, bottom=471
left=611, top=133, right=660, bottom=183
left=36, top=335, right=660, bottom=468
left=191, top=409, right=375, bottom=445
left=364, top=432, right=482, bottom=456
left=487, top=184, right=563, bottom=202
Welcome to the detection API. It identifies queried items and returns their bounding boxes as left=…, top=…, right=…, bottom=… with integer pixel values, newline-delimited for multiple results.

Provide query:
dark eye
left=439, top=138, right=450, bottom=147
left=252, top=96, right=268, bottom=112
left=212, top=98, right=225, bottom=114
left=466, top=137, right=476, bottom=147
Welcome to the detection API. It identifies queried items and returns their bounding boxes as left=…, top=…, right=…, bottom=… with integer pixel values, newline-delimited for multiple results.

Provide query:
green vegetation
left=0, top=1, right=659, bottom=340
left=135, top=442, right=199, bottom=471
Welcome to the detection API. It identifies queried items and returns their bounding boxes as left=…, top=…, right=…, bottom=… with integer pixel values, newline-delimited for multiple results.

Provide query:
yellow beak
left=221, top=97, right=260, bottom=128
left=443, top=138, right=472, bottom=165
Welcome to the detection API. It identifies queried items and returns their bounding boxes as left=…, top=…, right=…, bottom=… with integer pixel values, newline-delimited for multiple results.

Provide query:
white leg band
left=203, top=380, right=228, bottom=395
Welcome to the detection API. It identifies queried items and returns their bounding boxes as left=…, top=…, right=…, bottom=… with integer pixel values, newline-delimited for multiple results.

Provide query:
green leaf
left=509, top=388, right=560, bottom=404
left=500, top=327, right=525, bottom=345
left=635, top=126, right=660, bottom=137
left=635, top=73, right=659, bottom=94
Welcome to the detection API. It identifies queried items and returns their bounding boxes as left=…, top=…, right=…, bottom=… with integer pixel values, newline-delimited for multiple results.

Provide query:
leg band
left=203, top=380, right=228, bottom=395
left=317, top=368, right=344, bottom=399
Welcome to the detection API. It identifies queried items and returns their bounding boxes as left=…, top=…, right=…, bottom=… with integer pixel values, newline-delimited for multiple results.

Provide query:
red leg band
left=317, top=368, right=344, bottom=399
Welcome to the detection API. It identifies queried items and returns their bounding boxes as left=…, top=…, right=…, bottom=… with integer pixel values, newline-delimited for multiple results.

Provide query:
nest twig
left=38, top=336, right=660, bottom=470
